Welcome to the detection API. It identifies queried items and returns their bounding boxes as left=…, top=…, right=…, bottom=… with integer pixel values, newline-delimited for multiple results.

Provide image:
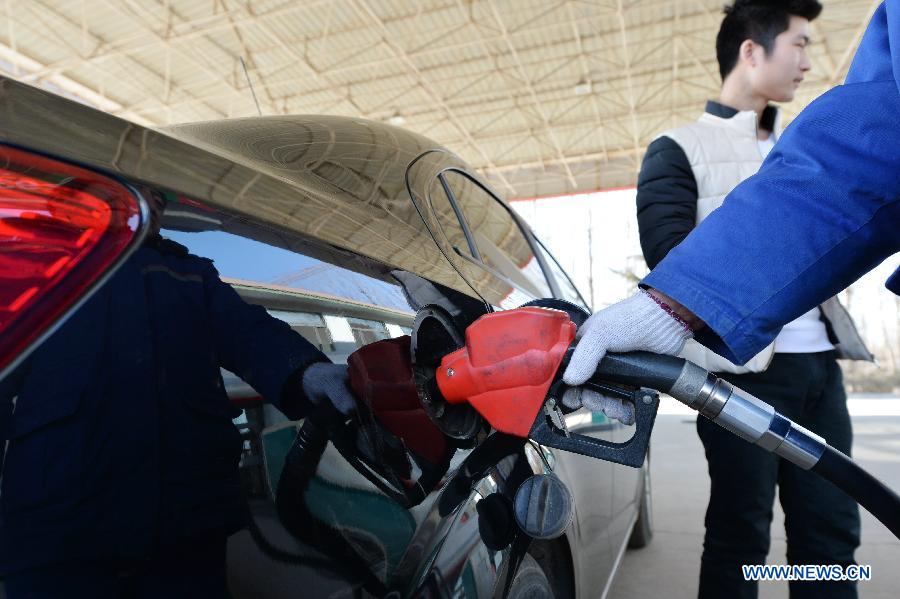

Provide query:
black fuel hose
left=813, top=445, right=900, bottom=538
left=594, top=351, right=900, bottom=541
left=275, top=415, right=393, bottom=597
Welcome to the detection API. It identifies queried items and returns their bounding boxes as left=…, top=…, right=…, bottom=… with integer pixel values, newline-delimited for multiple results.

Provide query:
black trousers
left=697, top=351, right=860, bottom=599
left=3, top=534, right=230, bottom=599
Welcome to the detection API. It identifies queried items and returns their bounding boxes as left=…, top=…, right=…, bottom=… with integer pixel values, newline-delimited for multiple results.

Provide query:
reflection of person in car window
left=0, top=188, right=356, bottom=598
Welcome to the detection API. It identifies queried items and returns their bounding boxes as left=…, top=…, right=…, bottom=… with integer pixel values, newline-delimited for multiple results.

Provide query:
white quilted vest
left=657, top=107, right=782, bottom=373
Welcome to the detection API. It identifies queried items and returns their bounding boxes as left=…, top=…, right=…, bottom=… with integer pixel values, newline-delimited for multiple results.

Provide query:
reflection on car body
left=0, top=74, right=651, bottom=598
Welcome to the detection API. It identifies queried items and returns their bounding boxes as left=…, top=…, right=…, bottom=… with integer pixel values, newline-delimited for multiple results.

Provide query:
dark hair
left=716, top=0, right=822, bottom=80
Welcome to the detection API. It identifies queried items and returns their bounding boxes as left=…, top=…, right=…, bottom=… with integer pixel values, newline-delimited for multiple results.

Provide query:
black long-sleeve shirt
left=635, top=136, right=696, bottom=269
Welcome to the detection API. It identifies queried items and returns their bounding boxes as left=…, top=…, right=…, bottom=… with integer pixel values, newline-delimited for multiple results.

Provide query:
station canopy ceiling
left=0, top=0, right=881, bottom=198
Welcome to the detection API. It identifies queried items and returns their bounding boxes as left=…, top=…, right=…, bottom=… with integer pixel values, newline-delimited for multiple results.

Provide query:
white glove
left=561, top=387, right=635, bottom=425
left=301, top=362, right=357, bottom=415
left=562, top=290, right=692, bottom=386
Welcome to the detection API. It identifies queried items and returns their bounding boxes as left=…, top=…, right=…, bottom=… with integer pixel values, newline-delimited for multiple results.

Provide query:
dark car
left=0, top=74, right=651, bottom=598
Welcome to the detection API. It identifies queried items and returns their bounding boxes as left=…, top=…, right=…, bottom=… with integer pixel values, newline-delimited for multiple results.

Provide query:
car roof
left=0, top=75, right=489, bottom=299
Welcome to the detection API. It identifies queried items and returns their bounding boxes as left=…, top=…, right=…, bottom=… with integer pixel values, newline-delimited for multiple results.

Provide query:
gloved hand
left=561, top=387, right=635, bottom=425
left=301, top=362, right=357, bottom=415
left=562, top=290, right=692, bottom=386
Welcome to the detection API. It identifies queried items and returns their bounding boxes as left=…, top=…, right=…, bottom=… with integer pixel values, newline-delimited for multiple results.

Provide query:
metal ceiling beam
left=123, top=40, right=726, bottom=123
left=18, top=0, right=228, bottom=120
left=676, top=35, right=720, bottom=89
left=438, top=96, right=750, bottom=145
left=21, top=0, right=719, bottom=90
left=614, top=0, right=641, bottom=170
left=4, top=0, right=18, bottom=76
left=670, top=0, right=680, bottom=129
left=17, top=0, right=333, bottom=80
left=827, top=0, right=881, bottom=85
left=97, top=0, right=846, bottom=123
left=808, top=18, right=837, bottom=75
left=215, top=12, right=724, bottom=88
left=214, top=0, right=374, bottom=119
left=347, top=0, right=517, bottom=194
left=567, top=1, right=610, bottom=164
left=216, top=0, right=278, bottom=115
left=448, top=0, right=548, bottom=173
left=104, top=0, right=246, bottom=118
left=484, top=0, right=577, bottom=188
left=0, top=41, right=154, bottom=126
left=488, top=145, right=642, bottom=174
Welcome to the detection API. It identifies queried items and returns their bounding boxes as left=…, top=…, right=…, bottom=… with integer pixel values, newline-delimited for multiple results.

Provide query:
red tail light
left=0, top=145, right=144, bottom=375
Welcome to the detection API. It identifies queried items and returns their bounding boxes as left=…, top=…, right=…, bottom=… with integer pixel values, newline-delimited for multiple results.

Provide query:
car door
left=157, top=191, right=570, bottom=598
left=536, top=235, right=646, bottom=567
left=534, top=235, right=645, bottom=590
left=153, top=214, right=422, bottom=598
left=612, top=420, right=643, bottom=543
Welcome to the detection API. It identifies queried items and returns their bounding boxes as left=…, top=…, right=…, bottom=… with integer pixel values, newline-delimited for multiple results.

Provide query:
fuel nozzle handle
left=593, top=351, right=900, bottom=540
left=588, top=351, right=687, bottom=395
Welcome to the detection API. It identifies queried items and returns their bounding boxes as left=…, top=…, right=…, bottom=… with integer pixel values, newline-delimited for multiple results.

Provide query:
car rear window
left=162, top=228, right=412, bottom=313
left=438, top=171, right=551, bottom=299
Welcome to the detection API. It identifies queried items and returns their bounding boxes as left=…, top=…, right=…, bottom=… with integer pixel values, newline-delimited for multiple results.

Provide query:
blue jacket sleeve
left=201, top=261, right=329, bottom=411
left=643, top=79, right=900, bottom=365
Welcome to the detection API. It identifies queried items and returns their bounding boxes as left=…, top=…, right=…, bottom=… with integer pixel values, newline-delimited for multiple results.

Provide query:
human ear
left=739, top=39, right=757, bottom=67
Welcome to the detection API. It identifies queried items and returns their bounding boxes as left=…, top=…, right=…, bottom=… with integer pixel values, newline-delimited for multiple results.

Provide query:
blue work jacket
left=644, top=0, right=900, bottom=365
left=0, top=237, right=327, bottom=574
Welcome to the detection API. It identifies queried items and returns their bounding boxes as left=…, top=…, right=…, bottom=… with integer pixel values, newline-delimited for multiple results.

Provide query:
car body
left=0, top=74, right=650, bottom=598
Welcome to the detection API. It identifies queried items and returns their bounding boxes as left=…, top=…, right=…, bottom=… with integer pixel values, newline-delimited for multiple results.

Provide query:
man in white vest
left=634, top=1, right=870, bottom=597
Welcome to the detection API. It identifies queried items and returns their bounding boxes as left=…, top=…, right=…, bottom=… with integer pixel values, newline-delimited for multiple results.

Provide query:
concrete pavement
left=609, top=412, right=900, bottom=599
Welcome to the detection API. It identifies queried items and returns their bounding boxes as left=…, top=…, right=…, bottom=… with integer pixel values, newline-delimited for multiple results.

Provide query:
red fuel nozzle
left=435, top=307, right=576, bottom=437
